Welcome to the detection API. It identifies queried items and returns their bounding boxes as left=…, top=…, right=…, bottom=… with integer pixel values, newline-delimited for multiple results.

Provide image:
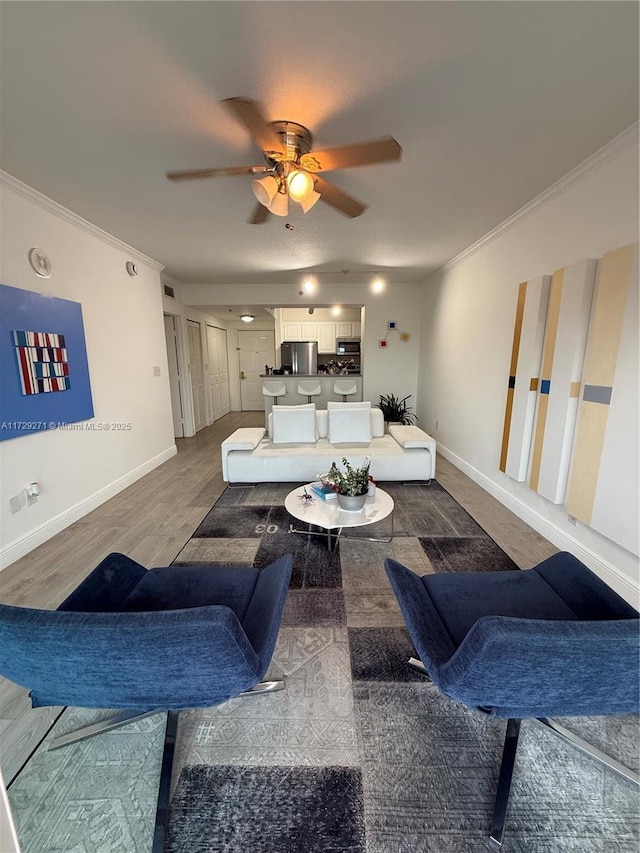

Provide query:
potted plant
left=378, top=393, right=418, bottom=427
left=323, top=457, right=371, bottom=511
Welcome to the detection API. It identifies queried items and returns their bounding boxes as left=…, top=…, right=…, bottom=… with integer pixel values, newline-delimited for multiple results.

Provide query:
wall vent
left=164, top=284, right=175, bottom=298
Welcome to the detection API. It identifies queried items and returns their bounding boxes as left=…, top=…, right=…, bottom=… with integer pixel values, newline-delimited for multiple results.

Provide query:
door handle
left=240, top=371, right=246, bottom=380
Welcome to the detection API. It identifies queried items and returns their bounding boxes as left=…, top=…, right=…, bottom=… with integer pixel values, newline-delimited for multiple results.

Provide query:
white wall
left=179, top=282, right=423, bottom=413
left=418, top=128, right=639, bottom=600
left=0, top=177, right=176, bottom=568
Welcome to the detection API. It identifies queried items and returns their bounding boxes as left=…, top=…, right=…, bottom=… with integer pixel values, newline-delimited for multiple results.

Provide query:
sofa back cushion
left=271, top=403, right=317, bottom=444
left=327, top=401, right=372, bottom=444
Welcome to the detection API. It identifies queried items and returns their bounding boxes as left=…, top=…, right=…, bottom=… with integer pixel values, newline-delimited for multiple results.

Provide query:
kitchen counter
left=260, top=373, right=363, bottom=414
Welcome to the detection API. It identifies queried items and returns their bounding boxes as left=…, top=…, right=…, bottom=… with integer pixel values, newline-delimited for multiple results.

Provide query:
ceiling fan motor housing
left=268, top=121, right=313, bottom=165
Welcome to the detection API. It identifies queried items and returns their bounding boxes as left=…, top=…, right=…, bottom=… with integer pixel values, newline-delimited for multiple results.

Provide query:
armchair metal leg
left=152, top=710, right=178, bottom=853
left=535, top=717, right=640, bottom=786
left=47, top=682, right=286, bottom=851
left=49, top=709, right=160, bottom=750
left=241, top=680, right=285, bottom=695
left=489, top=718, right=521, bottom=847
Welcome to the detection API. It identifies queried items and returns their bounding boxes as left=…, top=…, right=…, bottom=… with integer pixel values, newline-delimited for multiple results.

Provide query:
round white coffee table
left=284, top=484, right=395, bottom=553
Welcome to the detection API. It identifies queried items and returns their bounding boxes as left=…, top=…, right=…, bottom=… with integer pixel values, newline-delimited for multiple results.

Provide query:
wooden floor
left=0, top=412, right=556, bottom=782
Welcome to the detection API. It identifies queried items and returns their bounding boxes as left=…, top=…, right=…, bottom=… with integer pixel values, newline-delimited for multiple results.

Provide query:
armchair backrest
left=439, top=614, right=640, bottom=718
left=0, top=603, right=260, bottom=711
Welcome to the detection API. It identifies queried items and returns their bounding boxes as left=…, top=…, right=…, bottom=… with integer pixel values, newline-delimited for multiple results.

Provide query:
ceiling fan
left=166, top=97, right=402, bottom=224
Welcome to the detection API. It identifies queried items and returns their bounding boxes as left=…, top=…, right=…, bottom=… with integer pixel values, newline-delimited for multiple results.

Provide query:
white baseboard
left=0, top=445, right=177, bottom=571
left=437, top=443, right=639, bottom=604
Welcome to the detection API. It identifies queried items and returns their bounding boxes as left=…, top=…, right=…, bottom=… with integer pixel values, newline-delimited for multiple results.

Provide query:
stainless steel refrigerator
left=280, top=341, right=318, bottom=375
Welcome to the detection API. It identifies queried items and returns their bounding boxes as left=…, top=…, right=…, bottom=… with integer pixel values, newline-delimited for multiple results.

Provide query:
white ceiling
left=1, top=2, right=637, bottom=286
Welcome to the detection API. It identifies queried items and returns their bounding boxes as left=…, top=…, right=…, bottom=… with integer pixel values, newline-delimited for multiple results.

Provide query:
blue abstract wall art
left=0, top=283, right=94, bottom=441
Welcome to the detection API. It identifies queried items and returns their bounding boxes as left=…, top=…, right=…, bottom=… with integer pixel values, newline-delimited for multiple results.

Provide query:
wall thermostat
left=126, top=261, right=138, bottom=276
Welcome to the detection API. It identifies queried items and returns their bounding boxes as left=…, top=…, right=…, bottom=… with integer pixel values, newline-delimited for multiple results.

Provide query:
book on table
left=309, top=481, right=337, bottom=500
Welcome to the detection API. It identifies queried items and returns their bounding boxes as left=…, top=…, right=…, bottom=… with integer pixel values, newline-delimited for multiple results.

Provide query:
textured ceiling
left=1, top=1, right=637, bottom=285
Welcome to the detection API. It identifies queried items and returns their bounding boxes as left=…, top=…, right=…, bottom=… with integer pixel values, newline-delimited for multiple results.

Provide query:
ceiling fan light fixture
left=252, top=175, right=278, bottom=207
left=240, top=314, right=255, bottom=323
left=299, top=189, right=321, bottom=213
left=287, top=170, right=315, bottom=202
left=268, top=189, right=289, bottom=217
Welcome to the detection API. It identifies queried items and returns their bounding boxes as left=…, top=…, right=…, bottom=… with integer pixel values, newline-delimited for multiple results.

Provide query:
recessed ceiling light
left=371, top=276, right=385, bottom=294
left=240, top=314, right=255, bottom=323
left=331, top=305, right=342, bottom=317
left=303, top=278, right=316, bottom=294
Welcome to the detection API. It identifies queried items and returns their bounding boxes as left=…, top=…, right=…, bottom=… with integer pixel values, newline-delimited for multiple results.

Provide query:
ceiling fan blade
left=248, top=203, right=270, bottom=225
left=166, top=165, right=264, bottom=181
left=300, top=136, right=402, bottom=173
left=313, top=176, right=367, bottom=218
left=221, top=97, right=285, bottom=157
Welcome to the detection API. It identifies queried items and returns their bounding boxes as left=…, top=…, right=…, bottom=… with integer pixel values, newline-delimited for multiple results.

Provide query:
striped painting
left=566, top=242, right=639, bottom=556
left=499, top=275, right=550, bottom=481
left=528, top=259, right=597, bottom=503
left=12, top=330, right=71, bottom=395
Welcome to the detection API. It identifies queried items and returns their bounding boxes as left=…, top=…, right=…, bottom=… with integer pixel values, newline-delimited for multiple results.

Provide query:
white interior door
left=207, top=324, right=230, bottom=422
left=238, top=329, right=276, bottom=410
left=186, top=320, right=206, bottom=431
left=164, top=314, right=184, bottom=437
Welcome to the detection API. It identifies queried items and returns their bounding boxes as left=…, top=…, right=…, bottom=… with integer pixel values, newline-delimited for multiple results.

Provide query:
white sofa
left=221, top=404, right=436, bottom=484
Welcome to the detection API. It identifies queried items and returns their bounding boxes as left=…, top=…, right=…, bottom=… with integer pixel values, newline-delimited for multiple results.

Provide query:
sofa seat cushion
left=248, top=435, right=427, bottom=477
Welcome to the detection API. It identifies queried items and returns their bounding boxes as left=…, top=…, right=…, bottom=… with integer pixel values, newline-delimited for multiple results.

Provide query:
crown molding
left=439, top=122, right=640, bottom=275
left=0, top=171, right=165, bottom=272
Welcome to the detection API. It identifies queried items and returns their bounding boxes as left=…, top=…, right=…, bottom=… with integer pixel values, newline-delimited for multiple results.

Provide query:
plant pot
left=336, top=492, right=367, bottom=511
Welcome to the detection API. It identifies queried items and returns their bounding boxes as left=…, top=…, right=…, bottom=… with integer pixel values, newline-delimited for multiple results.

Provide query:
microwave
left=336, top=339, right=360, bottom=355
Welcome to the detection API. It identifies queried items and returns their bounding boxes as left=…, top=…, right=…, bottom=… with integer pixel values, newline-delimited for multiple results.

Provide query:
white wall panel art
left=528, top=259, right=597, bottom=503
left=499, top=275, right=550, bottom=481
left=566, top=242, right=639, bottom=556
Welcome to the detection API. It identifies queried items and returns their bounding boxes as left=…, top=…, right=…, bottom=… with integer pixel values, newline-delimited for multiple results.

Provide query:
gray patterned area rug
left=166, top=482, right=639, bottom=853
left=6, top=483, right=638, bottom=853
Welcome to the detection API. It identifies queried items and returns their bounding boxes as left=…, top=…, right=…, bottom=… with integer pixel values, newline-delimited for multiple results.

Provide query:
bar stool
left=262, top=381, right=287, bottom=405
left=297, top=380, right=322, bottom=404
left=333, top=379, right=358, bottom=402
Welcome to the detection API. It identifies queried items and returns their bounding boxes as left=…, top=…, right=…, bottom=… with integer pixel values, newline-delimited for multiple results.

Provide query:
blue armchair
left=0, top=551, right=292, bottom=852
left=384, top=551, right=639, bottom=845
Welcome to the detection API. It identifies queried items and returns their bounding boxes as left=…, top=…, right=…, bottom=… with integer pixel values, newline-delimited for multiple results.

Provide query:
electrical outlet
left=568, top=515, right=578, bottom=526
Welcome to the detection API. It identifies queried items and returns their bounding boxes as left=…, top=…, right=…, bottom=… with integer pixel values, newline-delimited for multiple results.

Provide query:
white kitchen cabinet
left=300, top=322, right=318, bottom=340
left=317, top=323, right=337, bottom=353
left=283, top=322, right=302, bottom=340
left=335, top=321, right=361, bottom=338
